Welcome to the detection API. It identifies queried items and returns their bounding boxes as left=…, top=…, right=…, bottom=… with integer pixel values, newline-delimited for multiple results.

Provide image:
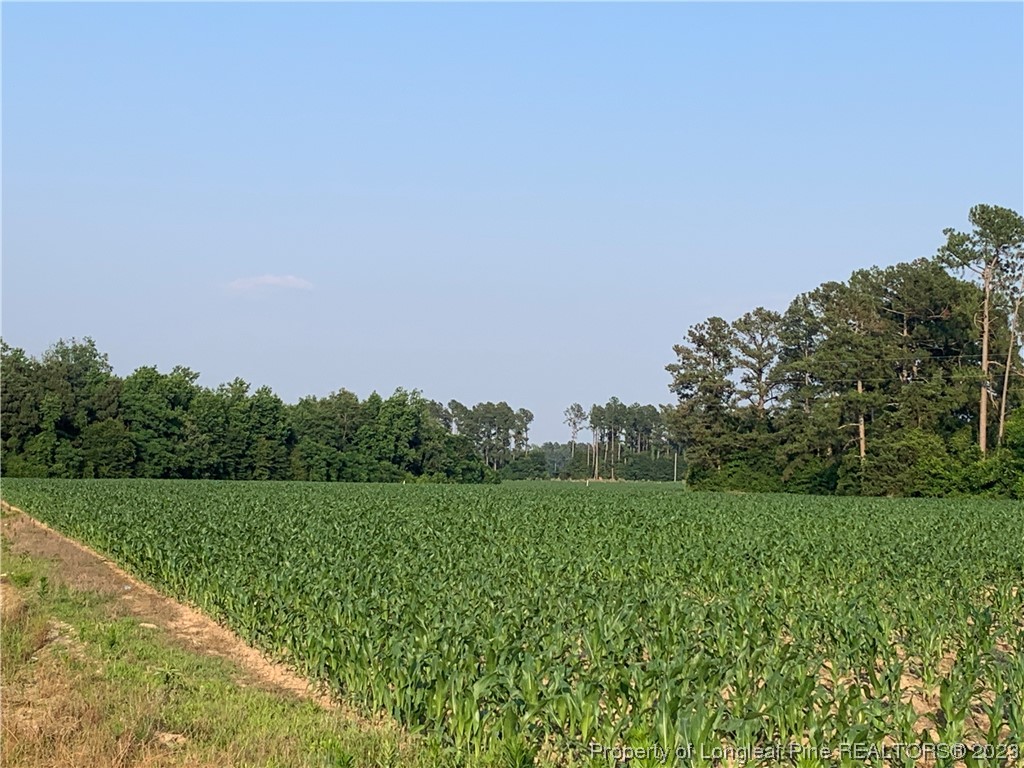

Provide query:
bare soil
left=0, top=502, right=335, bottom=709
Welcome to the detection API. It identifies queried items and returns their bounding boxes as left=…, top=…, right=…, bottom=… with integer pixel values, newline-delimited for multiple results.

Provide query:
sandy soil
left=0, top=501, right=336, bottom=710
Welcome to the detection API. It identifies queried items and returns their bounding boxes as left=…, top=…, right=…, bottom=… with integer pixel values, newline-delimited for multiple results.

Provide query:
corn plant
left=3, top=478, right=1022, bottom=763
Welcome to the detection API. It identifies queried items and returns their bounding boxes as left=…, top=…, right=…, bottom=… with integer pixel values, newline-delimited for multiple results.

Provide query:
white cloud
left=228, top=274, right=313, bottom=293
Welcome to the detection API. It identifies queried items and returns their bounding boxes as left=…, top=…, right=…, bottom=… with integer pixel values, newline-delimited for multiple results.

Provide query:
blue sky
left=3, top=2, right=1022, bottom=443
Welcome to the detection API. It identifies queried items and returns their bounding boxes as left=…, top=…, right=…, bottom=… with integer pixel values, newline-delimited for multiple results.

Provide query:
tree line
left=0, top=343, right=542, bottom=483
left=452, top=399, right=679, bottom=483
left=3, top=204, right=1021, bottom=496
left=660, top=204, right=1024, bottom=497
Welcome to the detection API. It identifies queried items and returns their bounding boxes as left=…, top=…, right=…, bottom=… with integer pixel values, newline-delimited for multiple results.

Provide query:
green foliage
left=1, top=545, right=449, bottom=768
left=4, top=480, right=1022, bottom=761
left=664, top=243, right=1022, bottom=497
left=79, top=418, right=136, bottom=478
left=0, top=342, right=491, bottom=484
left=615, top=453, right=674, bottom=482
left=500, top=449, right=548, bottom=480
left=448, top=401, right=533, bottom=471
left=563, top=399, right=673, bottom=482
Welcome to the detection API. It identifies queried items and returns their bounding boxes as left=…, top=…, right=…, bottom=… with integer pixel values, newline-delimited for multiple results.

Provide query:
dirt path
left=0, top=502, right=336, bottom=711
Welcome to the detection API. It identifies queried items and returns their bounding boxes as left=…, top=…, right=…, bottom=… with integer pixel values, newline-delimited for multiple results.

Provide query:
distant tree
left=1, top=342, right=43, bottom=474
left=357, top=388, right=423, bottom=475
left=247, top=386, right=291, bottom=479
left=937, top=204, right=1024, bottom=453
left=427, top=400, right=453, bottom=432
left=120, top=365, right=199, bottom=478
left=0, top=339, right=492, bottom=484
left=732, top=308, right=782, bottom=418
left=287, top=389, right=381, bottom=481
left=563, top=403, right=586, bottom=457
left=9, top=337, right=122, bottom=477
left=538, top=441, right=573, bottom=478
left=513, top=408, right=533, bottom=455
left=448, top=399, right=472, bottom=436
left=588, top=403, right=605, bottom=478
left=859, top=260, right=980, bottom=437
left=79, top=419, right=135, bottom=478
left=604, top=397, right=628, bottom=477
left=996, top=257, right=1024, bottom=446
left=665, top=316, right=737, bottom=479
left=501, top=448, right=548, bottom=480
left=623, top=403, right=663, bottom=455
left=443, top=401, right=530, bottom=471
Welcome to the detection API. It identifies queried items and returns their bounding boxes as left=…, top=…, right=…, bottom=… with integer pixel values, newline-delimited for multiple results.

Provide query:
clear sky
left=3, top=2, right=1022, bottom=444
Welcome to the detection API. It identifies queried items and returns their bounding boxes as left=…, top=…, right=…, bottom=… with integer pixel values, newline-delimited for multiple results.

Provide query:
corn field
left=2, top=479, right=1022, bottom=766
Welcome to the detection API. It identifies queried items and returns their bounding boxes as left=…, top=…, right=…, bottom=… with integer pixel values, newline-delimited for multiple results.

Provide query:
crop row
left=2, top=479, right=1021, bottom=766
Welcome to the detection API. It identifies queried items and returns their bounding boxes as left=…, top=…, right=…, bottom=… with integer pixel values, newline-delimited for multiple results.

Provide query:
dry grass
left=0, top=530, right=449, bottom=768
